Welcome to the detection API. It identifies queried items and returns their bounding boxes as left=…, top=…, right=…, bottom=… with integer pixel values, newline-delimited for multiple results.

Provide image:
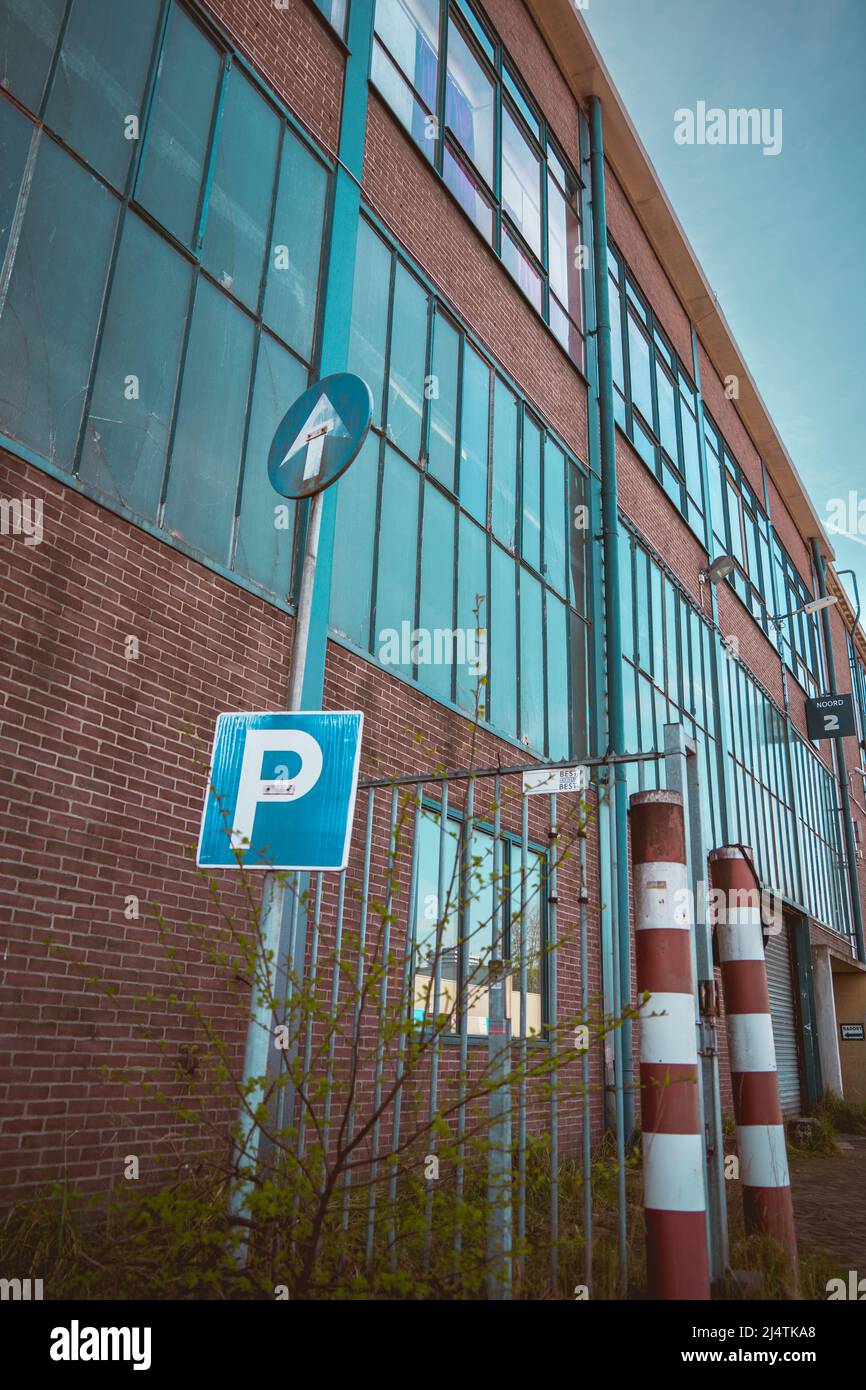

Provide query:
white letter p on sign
left=231, top=730, right=323, bottom=851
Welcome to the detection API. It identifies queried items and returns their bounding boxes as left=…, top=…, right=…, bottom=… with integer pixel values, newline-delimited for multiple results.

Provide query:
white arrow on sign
left=281, top=392, right=349, bottom=482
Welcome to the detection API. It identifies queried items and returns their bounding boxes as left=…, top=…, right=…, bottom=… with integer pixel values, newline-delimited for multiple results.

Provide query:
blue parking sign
left=197, top=711, right=364, bottom=870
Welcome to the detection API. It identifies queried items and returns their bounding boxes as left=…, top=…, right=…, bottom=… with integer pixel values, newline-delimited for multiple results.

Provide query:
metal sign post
left=219, top=373, right=372, bottom=1244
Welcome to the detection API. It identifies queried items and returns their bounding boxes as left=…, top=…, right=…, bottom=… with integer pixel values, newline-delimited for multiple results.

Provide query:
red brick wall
left=0, top=453, right=604, bottom=1198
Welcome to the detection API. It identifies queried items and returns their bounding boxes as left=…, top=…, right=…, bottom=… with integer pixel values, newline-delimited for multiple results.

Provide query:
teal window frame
left=0, top=0, right=333, bottom=607
left=370, top=0, right=585, bottom=368
left=331, top=210, right=591, bottom=760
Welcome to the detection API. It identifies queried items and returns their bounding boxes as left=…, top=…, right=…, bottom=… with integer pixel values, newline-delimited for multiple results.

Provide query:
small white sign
left=522, top=765, right=588, bottom=796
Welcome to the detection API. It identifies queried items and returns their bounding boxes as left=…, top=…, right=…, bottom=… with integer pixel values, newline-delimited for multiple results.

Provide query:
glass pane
left=443, top=143, right=492, bottom=241
left=313, top=0, right=348, bottom=37
left=45, top=0, right=161, bottom=189
left=330, top=431, right=379, bottom=647
left=347, top=218, right=391, bottom=425
left=80, top=211, right=191, bottom=518
left=374, top=0, right=439, bottom=110
left=456, top=512, right=487, bottom=713
left=569, top=610, right=588, bottom=758
left=521, top=414, right=541, bottom=570
left=491, top=376, right=517, bottom=549
left=490, top=543, right=517, bottom=736
left=445, top=19, right=494, bottom=184
left=0, top=136, right=117, bottom=467
left=0, top=94, right=32, bottom=267
left=387, top=264, right=428, bottom=459
left=656, top=363, right=678, bottom=463
left=567, top=464, right=586, bottom=613
left=543, top=437, right=566, bottom=595
left=465, top=824, right=495, bottom=1036
left=234, top=332, right=307, bottom=595
left=609, top=273, right=625, bottom=391
left=502, top=67, right=540, bottom=140
left=726, top=481, right=744, bottom=564
left=203, top=68, right=279, bottom=310
left=135, top=5, right=220, bottom=246
left=412, top=807, right=459, bottom=1030
left=510, top=845, right=544, bottom=1037
left=418, top=482, right=455, bottom=701
left=163, top=279, right=254, bottom=562
left=427, top=309, right=458, bottom=487
left=681, top=395, right=702, bottom=502
left=263, top=130, right=327, bottom=360
left=627, top=313, right=653, bottom=427
left=371, top=39, right=435, bottom=154
left=459, top=343, right=489, bottom=523
left=520, top=569, right=544, bottom=750
left=546, top=592, right=569, bottom=759
left=619, top=529, right=634, bottom=660
left=375, top=446, right=420, bottom=677
left=547, top=173, right=582, bottom=328
left=0, top=0, right=65, bottom=112
left=501, top=226, right=541, bottom=311
left=501, top=105, right=541, bottom=257
left=549, top=295, right=583, bottom=369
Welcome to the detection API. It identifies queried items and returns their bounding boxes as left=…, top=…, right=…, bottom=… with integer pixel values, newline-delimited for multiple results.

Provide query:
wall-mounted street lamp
left=770, top=594, right=838, bottom=628
left=699, top=554, right=736, bottom=585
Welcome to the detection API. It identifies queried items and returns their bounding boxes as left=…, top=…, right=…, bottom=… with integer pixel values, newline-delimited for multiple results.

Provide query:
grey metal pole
left=486, top=775, right=512, bottom=1299
left=229, top=489, right=325, bottom=1241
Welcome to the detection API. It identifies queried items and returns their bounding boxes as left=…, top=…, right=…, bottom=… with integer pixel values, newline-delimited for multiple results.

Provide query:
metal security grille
left=765, top=926, right=802, bottom=1117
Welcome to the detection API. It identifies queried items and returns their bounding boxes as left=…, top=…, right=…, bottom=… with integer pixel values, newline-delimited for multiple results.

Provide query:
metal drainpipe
left=810, top=538, right=866, bottom=962
left=589, top=95, right=634, bottom=1132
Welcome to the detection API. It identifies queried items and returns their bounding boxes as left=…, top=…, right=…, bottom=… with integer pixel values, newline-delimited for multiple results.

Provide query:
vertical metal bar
left=579, top=832, right=592, bottom=1293
left=516, top=794, right=529, bottom=1284
left=664, top=723, right=729, bottom=1284
left=296, top=873, right=324, bottom=1163
left=423, top=782, right=449, bottom=1274
left=365, top=787, right=399, bottom=1274
left=389, top=794, right=423, bottom=1274
left=486, top=775, right=512, bottom=1299
left=321, top=869, right=347, bottom=1165
left=548, top=793, right=559, bottom=1294
left=342, top=788, right=375, bottom=1231
left=607, top=778, right=628, bottom=1294
left=453, top=778, right=475, bottom=1280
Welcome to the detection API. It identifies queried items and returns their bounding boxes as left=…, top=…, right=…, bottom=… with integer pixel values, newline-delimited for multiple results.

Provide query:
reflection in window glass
left=427, top=310, right=459, bottom=487
left=135, top=5, right=221, bottom=246
left=412, top=808, right=459, bottom=1030
left=375, top=447, right=420, bottom=675
left=522, top=415, right=542, bottom=570
left=491, top=378, right=518, bottom=550
left=543, top=439, right=566, bottom=595
left=347, top=218, right=391, bottom=425
left=203, top=69, right=279, bottom=311
left=419, top=482, right=455, bottom=701
left=456, top=512, right=487, bottom=712
left=80, top=212, right=191, bottom=517
left=567, top=465, right=586, bottom=614
left=520, top=570, right=544, bottom=750
left=459, top=344, right=489, bottom=523
left=656, top=364, right=678, bottom=463
left=374, top=0, right=440, bottom=111
left=163, top=278, right=254, bottom=562
left=387, top=265, right=428, bottom=459
left=0, top=0, right=65, bottom=112
left=234, top=333, right=307, bottom=596
left=510, top=844, right=544, bottom=1036
left=502, top=105, right=541, bottom=256
left=546, top=592, right=569, bottom=759
left=501, top=227, right=542, bottom=310
left=0, top=136, right=117, bottom=467
left=627, top=314, right=654, bottom=427
left=330, top=432, right=379, bottom=647
left=609, top=274, right=625, bottom=392
left=371, top=39, right=436, bottom=154
left=491, top=543, right=517, bottom=735
left=548, top=173, right=582, bottom=326
left=45, top=0, right=160, bottom=189
left=0, top=97, right=35, bottom=269
left=263, top=132, right=327, bottom=362
left=445, top=20, right=494, bottom=183
left=443, top=143, right=493, bottom=240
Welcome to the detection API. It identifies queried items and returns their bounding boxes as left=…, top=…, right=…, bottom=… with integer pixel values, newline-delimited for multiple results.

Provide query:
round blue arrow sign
left=268, top=372, right=373, bottom=500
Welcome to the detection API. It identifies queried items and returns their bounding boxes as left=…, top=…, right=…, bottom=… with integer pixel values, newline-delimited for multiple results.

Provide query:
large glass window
left=372, top=0, right=584, bottom=361
left=0, top=0, right=330, bottom=604
left=336, top=217, right=590, bottom=757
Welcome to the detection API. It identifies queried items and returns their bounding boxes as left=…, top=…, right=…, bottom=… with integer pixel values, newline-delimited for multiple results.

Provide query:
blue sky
left=583, top=0, right=866, bottom=621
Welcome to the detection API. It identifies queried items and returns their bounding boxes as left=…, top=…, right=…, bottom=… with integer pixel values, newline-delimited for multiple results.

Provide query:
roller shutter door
left=764, top=926, right=802, bottom=1117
